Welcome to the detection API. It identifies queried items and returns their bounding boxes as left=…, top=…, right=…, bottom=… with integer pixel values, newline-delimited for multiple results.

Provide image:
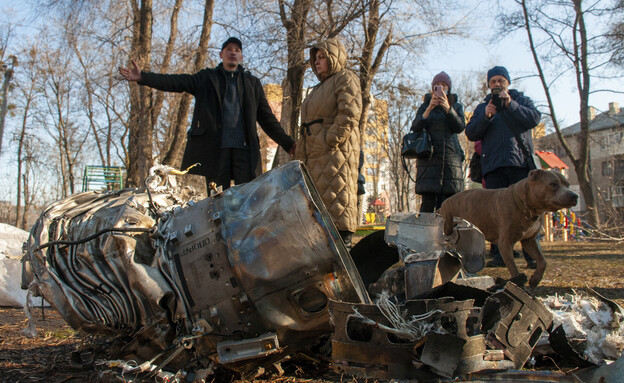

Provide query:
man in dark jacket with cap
left=119, top=37, right=295, bottom=190
left=465, top=66, right=541, bottom=268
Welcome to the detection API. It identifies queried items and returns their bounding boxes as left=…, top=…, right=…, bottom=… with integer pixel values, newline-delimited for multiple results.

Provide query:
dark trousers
left=216, top=148, right=253, bottom=190
left=484, top=166, right=534, bottom=263
left=419, top=193, right=451, bottom=213
left=483, top=166, right=529, bottom=190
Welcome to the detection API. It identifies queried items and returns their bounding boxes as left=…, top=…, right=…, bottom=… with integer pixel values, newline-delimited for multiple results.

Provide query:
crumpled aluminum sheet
left=22, top=161, right=369, bottom=373
left=385, top=212, right=486, bottom=273
left=23, top=189, right=178, bottom=339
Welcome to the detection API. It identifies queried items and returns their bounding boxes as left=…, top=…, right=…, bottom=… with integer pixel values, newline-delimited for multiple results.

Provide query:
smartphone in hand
left=491, top=88, right=503, bottom=109
left=434, top=84, right=445, bottom=98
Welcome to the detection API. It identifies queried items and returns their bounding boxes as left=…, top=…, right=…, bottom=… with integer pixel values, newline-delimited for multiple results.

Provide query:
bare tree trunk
left=358, top=0, right=391, bottom=140
left=161, top=0, right=214, bottom=168
left=73, top=44, right=107, bottom=165
left=21, top=174, right=30, bottom=229
left=571, top=0, right=600, bottom=227
left=44, top=75, right=75, bottom=197
left=519, top=0, right=599, bottom=227
left=273, top=79, right=294, bottom=169
left=100, top=46, right=129, bottom=167
left=47, top=71, right=88, bottom=197
left=278, top=0, right=312, bottom=142
left=15, top=158, right=22, bottom=227
left=271, top=0, right=311, bottom=169
left=15, top=92, right=34, bottom=227
left=126, top=0, right=153, bottom=187
left=151, top=0, right=183, bottom=126
left=56, top=109, right=79, bottom=195
left=104, top=61, right=115, bottom=166
left=0, top=60, right=15, bottom=157
left=14, top=56, right=38, bottom=227
left=275, top=0, right=365, bottom=168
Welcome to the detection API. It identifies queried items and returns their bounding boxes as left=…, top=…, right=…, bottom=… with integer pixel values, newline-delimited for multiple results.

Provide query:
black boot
left=486, top=245, right=505, bottom=267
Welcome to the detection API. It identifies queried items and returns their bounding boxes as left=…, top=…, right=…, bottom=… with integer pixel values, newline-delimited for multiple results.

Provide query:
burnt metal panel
left=329, top=299, right=435, bottom=380
left=384, top=212, right=486, bottom=298
left=384, top=212, right=485, bottom=274
left=329, top=297, right=505, bottom=380
left=548, top=325, right=595, bottom=368
left=482, top=282, right=554, bottom=369
left=329, top=278, right=557, bottom=380
left=420, top=333, right=466, bottom=377
left=457, top=334, right=515, bottom=374
left=22, top=161, right=368, bottom=374
left=404, top=251, right=462, bottom=299
left=575, top=354, right=624, bottom=383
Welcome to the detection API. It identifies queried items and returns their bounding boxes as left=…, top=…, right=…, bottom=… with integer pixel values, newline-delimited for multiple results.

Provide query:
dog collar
left=512, top=183, right=540, bottom=221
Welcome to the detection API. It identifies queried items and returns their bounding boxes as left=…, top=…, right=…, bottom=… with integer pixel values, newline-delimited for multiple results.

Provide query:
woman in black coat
left=410, top=71, right=465, bottom=212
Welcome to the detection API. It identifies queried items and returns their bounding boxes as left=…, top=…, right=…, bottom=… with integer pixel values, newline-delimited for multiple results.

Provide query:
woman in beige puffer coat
left=295, top=38, right=362, bottom=246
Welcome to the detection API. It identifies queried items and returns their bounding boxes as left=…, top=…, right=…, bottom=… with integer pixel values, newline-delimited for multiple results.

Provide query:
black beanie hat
left=487, top=66, right=510, bottom=83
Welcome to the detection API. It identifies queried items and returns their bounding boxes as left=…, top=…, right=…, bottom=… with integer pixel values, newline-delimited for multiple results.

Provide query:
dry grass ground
left=0, top=240, right=621, bottom=382
left=0, top=307, right=93, bottom=382
left=478, top=240, right=624, bottom=307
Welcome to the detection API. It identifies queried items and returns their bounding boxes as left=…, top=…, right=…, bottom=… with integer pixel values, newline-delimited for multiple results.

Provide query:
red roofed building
left=535, top=150, right=568, bottom=171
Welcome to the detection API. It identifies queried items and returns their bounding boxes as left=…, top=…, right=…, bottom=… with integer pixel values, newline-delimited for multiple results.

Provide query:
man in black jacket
left=465, top=65, right=541, bottom=268
left=119, top=37, right=295, bottom=190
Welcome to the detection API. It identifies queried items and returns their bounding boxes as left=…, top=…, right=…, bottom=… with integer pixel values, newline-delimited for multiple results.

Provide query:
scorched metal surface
left=22, top=161, right=369, bottom=374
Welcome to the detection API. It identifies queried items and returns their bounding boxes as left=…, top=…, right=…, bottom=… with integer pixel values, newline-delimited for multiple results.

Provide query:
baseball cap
left=222, top=37, right=242, bottom=51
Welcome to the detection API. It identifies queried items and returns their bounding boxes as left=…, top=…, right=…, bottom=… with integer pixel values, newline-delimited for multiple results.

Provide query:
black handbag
left=401, top=130, right=433, bottom=159
left=357, top=174, right=366, bottom=195
left=469, top=152, right=482, bottom=183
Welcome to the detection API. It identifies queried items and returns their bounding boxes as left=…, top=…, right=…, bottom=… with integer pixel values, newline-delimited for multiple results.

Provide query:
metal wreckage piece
left=22, top=161, right=369, bottom=378
left=364, top=212, right=490, bottom=300
left=22, top=162, right=566, bottom=381
left=330, top=282, right=556, bottom=380
left=330, top=212, right=560, bottom=380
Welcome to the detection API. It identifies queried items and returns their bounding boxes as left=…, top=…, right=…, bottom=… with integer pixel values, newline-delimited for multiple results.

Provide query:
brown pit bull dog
left=438, top=169, right=578, bottom=288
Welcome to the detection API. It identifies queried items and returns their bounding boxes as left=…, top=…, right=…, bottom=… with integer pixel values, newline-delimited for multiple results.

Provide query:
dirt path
left=0, top=307, right=93, bottom=382
left=1, top=240, right=621, bottom=382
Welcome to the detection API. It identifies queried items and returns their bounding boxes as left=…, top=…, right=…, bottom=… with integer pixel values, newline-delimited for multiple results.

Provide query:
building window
left=603, top=132, right=624, bottom=149
left=367, top=168, right=378, bottom=176
left=602, top=161, right=613, bottom=176
left=599, top=136, right=609, bottom=151
left=617, top=158, right=624, bottom=174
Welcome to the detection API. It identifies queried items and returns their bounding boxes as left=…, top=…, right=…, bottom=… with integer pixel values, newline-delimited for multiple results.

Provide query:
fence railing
left=82, top=166, right=125, bottom=192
